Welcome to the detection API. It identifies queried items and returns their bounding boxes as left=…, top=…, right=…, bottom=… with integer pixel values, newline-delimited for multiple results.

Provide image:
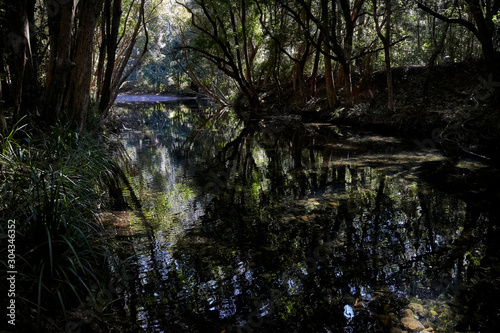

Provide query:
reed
left=0, top=123, right=132, bottom=331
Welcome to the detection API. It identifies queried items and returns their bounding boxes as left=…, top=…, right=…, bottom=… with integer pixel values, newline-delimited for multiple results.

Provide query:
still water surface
left=115, top=97, right=500, bottom=332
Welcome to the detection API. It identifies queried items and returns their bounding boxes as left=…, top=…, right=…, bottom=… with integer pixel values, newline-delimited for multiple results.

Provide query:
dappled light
left=115, top=100, right=500, bottom=332
left=1, top=0, right=499, bottom=331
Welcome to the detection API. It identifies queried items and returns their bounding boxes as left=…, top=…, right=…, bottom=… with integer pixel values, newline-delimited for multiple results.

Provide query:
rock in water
left=401, top=309, right=414, bottom=318
left=389, top=328, right=403, bottom=333
left=401, top=316, right=425, bottom=331
left=408, top=303, right=428, bottom=317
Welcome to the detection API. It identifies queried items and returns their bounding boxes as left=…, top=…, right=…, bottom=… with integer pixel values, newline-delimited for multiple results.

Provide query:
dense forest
left=1, top=0, right=499, bottom=131
left=1, top=0, right=499, bottom=332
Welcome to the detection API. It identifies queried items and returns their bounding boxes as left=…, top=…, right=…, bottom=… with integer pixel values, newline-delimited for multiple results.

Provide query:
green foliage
left=139, top=37, right=190, bottom=91
left=158, top=0, right=487, bottom=104
left=493, top=12, right=500, bottom=27
left=0, top=124, right=125, bottom=330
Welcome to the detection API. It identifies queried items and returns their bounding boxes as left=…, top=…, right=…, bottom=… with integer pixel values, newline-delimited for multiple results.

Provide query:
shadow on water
left=115, top=98, right=500, bottom=333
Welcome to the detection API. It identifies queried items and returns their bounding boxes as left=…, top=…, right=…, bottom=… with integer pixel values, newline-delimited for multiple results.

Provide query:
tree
left=0, top=0, right=151, bottom=132
left=372, top=0, right=395, bottom=112
left=321, top=0, right=338, bottom=108
left=101, top=0, right=151, bottom=118
left=417, top=0, right=500, bottom=95
left=64, top=0, right=105, bottom=129
left=97, top=0, right=123, bottom=115
left=279, top=0, right=367, bottom=107
left=43, top=0, right=76, bottom=121
left=178, top=0, right=262, bottom=110
left=0, top=0, right=35, bottom=122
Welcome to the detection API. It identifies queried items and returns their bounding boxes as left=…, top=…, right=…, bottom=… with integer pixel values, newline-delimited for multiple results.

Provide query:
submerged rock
left=401, top=309, right=414, bottom=318
left=408, top=302, right=428, bottom=317
left=390, top=327, right=405, bottom=333
left=379, top=314, right=392, bottom=326
left=401, top=316, right=425, bottom=331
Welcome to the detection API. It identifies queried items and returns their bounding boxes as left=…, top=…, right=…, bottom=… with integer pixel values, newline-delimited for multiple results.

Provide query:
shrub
left=0, top=123, right=129, bottom=331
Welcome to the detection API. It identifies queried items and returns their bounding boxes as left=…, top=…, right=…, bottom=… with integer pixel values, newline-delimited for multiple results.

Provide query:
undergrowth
left=0, top=122, right=135, bottom=332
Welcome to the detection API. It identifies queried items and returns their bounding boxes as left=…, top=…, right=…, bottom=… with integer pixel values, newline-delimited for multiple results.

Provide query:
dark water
left=116, top=98, right=500, bottom=333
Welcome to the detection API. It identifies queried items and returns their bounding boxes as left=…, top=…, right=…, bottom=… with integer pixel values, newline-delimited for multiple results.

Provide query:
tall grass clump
left=0, top=123, right=132, bottom=332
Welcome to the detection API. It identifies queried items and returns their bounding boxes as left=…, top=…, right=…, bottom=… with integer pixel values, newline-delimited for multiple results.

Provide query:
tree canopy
left=0, top=0, right=160, bottom=133
left=1, top=0, right=499, bottom=134
left=135, top=0, right=499, bottom=111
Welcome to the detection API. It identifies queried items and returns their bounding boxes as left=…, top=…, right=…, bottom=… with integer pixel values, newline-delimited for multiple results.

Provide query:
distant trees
left=167, top=0, right=497, bottom=111
left=2, top=0, right=498, bottom=129
left=177, top=0, right=263, bottom=109
left=417, top=0, right=500, bottom=82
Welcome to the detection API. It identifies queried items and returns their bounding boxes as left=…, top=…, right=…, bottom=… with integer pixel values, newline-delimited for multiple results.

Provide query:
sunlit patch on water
left=343, top=304, right=354, bottom=322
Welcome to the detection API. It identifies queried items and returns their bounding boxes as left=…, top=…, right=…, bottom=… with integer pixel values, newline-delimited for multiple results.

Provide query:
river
left=112, top=96, right=500, bottom=333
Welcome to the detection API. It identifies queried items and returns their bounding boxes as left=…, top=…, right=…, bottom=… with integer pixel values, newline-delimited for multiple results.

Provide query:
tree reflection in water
left=116, top=100, right=500, bottom=333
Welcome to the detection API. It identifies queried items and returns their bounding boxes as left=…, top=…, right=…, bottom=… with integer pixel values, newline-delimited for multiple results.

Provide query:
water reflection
left=116, top=99, right=500, bottom=332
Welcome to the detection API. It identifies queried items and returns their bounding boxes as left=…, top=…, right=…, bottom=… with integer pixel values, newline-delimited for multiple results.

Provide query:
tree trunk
left=320, top=0, right=336, bottom=107
left=98, top=0, right=122, bottom=113
left=373, top=0, right=394, bottom=112
left=292, top=45, right=307, bottom=102
left=43, top=0, right=75, bottom=122
left=309, top=43, right=321, bottom=96
left=384, top=0, right=394, bottom=112
left=65, top=0, right=104, bottom=130
left=1, top=0, right=31, bottom=121
left=384, top=46, right=394, bottom=112
left=324, top=44, right=337, bottom=108
left=95, top=17, right=107, bottom=100
left=341, top=61, right=353, bottom=108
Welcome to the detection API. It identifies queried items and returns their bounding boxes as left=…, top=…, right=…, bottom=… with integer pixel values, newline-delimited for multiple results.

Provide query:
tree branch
left=416, top=1, right=481, bottom=41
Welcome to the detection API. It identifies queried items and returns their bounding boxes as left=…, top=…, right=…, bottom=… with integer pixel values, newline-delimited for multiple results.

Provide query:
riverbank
left=126, top=61, right=499, bottom=163
left=255, top=60, right=500, bottom=164
left=0, top=125, right=136, bottom=332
